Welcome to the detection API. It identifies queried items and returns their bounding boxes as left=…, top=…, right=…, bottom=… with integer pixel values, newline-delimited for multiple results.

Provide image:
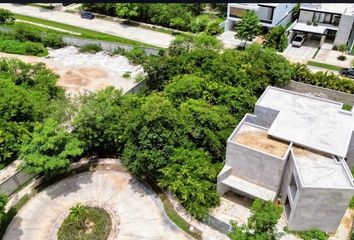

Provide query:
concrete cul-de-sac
left=4, top=171, right=192, bottom=240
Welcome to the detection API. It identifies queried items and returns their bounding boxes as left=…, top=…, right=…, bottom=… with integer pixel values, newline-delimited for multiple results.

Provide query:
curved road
left=0, top=4, right=174, bottom=48
left=4, top=171, right=191, bottom=240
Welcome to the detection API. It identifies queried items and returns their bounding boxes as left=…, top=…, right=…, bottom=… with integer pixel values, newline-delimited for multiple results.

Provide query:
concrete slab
left=3, top=171, right=191, bottom=240
left=292, top=147, right=353, bottom=188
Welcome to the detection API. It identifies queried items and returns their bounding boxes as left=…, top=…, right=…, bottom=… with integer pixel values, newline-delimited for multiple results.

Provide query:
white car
left=292, top=34, right=306, bottom=47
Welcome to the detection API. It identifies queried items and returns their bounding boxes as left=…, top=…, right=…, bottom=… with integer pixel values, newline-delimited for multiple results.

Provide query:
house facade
left=224, top=3, right=295, bottom=32
left=290, top=4, right=354, bottom=48
left=217, top=87, right=354, bottom=232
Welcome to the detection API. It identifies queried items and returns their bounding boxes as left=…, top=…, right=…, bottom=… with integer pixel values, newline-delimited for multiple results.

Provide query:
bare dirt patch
left=234, top=124, right=289, bottom=158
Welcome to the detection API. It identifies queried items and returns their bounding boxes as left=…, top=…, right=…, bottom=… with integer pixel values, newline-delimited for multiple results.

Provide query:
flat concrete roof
left=293, top=22, right=327, bottom=34
left=234, top=123, right=289, bottom=158
left=258, top=87, right=354, bottom=157
left=300, top=4, right=354, bottom=15
left=292, top=147, right=353, bottom=188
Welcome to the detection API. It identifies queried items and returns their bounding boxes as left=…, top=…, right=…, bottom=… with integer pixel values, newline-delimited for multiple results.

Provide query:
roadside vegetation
left=82, top=3, right=224, bottom=34
left=11, top=13, right=158, bottom=48
left=307, top=60, right=343, bottom=72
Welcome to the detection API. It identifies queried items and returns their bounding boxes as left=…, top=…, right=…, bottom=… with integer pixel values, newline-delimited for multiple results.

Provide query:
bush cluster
left=292, top=63, right=354, bottom=94
left=79, top=43, right=102, bottom=53
left=82, top=3, right=222, bottom=34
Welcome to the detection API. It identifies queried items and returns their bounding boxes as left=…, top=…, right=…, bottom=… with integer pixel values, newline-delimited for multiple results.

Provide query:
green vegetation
left=229, top=199, right=282, bottom=239
left=20, top=118, right=84, bottom=176
left=0, top=193, right=8, bottom=225
left=342, top=104, right=353, bottom=111
left=307, top=61, right=342, bottom=72
left=0, top=39, right=47, bottom=56
left=0, top=8, right=14, bottom=24
left=350, top=168, right=354, bottom=209
left=234, top=10, right=261, bottom=48
left=82, top=3, right=222, bottom=34
left=159, top=148, right=221, bottom=220
left=0, top=58, right=66, bottom=167
left=0, top=193, right=30, bottom=238
left=122, top=71, right=131, bottom=79
left=293, top=63, right=354, bottom=93
left=57, top=205, right=112, bottom=240
left=147, top=180, right=202, bottom=239
left=263, top=26, right=288, bottom=52
left=298, top=229, right=328, bottom=240
left=14, top=13, right=158, bottom=48
left=79, top=44, right=102, bottom=53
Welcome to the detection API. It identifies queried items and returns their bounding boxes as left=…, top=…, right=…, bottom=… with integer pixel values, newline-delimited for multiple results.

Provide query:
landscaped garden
left=58, top=204, right=112, bottom=240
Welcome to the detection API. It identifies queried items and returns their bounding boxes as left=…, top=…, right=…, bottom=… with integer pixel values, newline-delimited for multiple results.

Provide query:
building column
left=319, top=34, right=326, bottom=48
left=288, top=31, right=295, bottom=44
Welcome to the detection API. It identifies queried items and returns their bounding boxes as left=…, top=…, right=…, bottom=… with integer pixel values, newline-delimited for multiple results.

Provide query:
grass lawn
left=13, top=14, right=160, bottom=48
left=307, top=60, right=343, bottom=72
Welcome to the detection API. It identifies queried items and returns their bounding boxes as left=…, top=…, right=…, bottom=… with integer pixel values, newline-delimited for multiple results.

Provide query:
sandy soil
left=234, top=124, right=289, bottom=158
left=0, top=46, right=143, bottom=96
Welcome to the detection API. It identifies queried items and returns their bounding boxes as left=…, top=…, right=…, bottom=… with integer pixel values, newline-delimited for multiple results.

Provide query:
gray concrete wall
left=346, top=131, right=354, bottom=170
left=62, top=36, right=160, bottom=55
left=226, top=142, right=286, bottom=192
left=288, top=187, right=354, bottom=232
left=334, top=15, right=354, bottom=47
left=204, top=214, right=231, bottom=234
left=284, top=81, right=354, bottom=106
left=272, top=4, right=294, bottom=27
left=253, top=105, right=279, bottom=128
left=124, top=79, right=147, bottom=95
left=0, top=171, right=34, bottom=195
left=280, top=151, right=297, bottom=203
left=298, top=10, right=314, bottom=23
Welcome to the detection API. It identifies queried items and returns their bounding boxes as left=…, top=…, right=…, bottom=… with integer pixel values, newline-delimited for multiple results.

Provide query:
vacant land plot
left=0, top=46, right=143, bottom=95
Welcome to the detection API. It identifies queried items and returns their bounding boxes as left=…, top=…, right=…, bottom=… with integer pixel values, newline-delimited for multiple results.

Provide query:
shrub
left=112, top=46, right=126, bottom=55
left=189, top=14, right=210, bottom=33
left=298, top=229, right=328, bottom=240
left=337, top=55, right=347, bottom=61
left=41, top=33, right=66, bottom=49
left=125, top=47, right=146, bottom=64
left=122, top=71, right=131, bottom=79
left=0, top=39, right=48, bottom=56
left=263, top=26, right=288, bottom=52
left=0, top=8, right=14, bottom=24
left=204, top=20, right=222, bottom=35
left=79, top=44, right=102, bottom=53
left=14, top=25, right=42, bottom=42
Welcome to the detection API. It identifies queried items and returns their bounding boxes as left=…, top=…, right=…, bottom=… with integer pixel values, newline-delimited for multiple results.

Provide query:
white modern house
left=217, top=86, right=354, bottom=232
left=290, top=4, right=354, bottom=48
left=224, top=3, right=295, bottom=32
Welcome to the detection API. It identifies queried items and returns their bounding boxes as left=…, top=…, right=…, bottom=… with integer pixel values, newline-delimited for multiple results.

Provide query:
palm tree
left=69, top=204, right=87, bottom=230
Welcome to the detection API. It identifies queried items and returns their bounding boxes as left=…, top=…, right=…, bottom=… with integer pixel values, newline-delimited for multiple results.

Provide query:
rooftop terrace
left=234, top=124, right=289, bottom=158
left=292, top=147, right=353, bottom=188
left=300, top=4, right=354, bottom=15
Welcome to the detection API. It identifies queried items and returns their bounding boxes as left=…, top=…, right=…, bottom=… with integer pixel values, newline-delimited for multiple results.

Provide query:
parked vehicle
left=339, top=68, right=354, bottom=79
left=80, top=12, right=95, bottom=20
left=292, top=33, right=306, bottom=47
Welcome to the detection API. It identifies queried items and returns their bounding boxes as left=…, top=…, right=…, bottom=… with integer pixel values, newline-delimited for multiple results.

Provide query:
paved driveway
left=0, top=4, right=174, bottom=48
left=282, top=39, right=319, bottom=64
left=4, top=171, right=191, bottom=240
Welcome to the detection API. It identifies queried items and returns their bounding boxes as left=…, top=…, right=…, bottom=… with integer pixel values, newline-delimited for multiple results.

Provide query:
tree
left=74, top=87, right=125, bottom=155
left=292, top=3, right=301, bottom=21
left=298, top=229, right=328, bottom=240
left=179, top=99, right=235, bottom=161
left=263, top=26, right=288, bottom=52
left=115, top=3, right=139, bottom=19
left=121, top=94, right=186, bottom=178
left=0, top=8, right=14, bottom=24
left=20, top=119, right=84, bottom=176
left=228, top=199, right=282, bottom=240
left=158, top=148, right=220, bottom=220
left=234, top=10, right=261, bottom=48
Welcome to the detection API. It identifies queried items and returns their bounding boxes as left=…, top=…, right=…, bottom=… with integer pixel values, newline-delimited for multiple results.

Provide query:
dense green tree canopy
left=20, top=119, right=84, bottom=176
left=263, top=26, right=288, bottom=52
left=159, top=148, right=220, bottom=220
